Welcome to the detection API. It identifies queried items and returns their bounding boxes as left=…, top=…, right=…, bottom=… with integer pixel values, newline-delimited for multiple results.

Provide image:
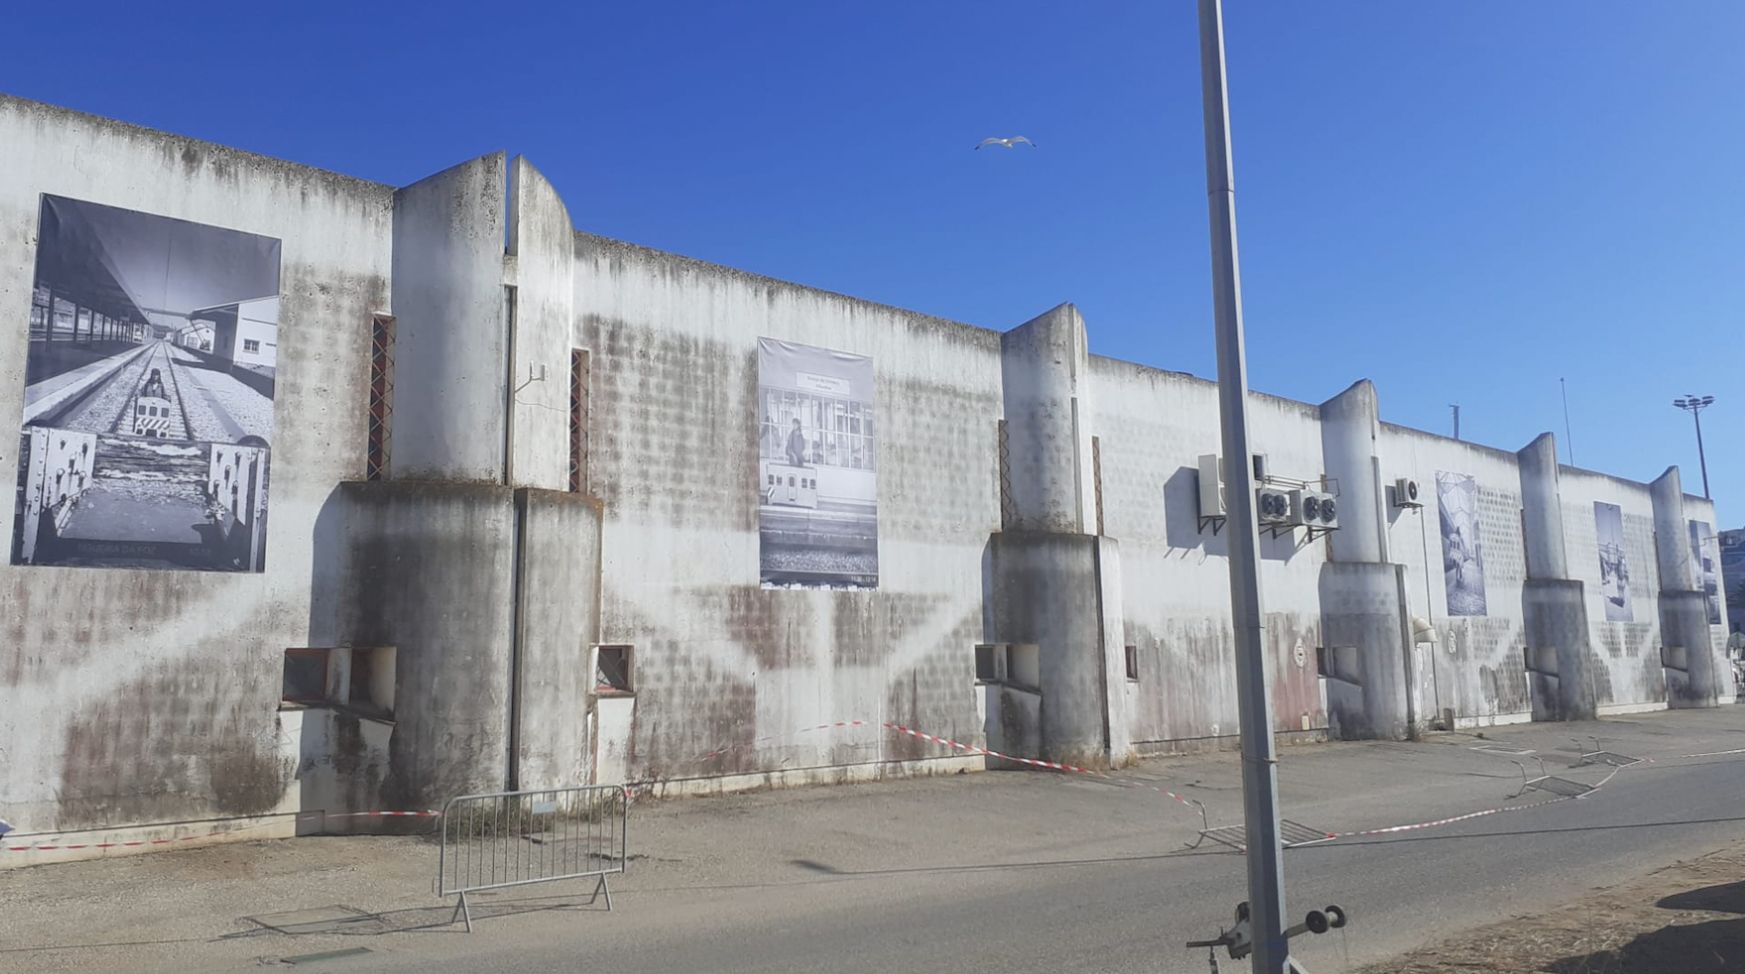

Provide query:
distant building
left=1722, top=528, right=1745, bottom=633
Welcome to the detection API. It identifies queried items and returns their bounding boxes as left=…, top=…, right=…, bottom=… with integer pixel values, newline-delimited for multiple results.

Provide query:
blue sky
left=7, top=1, right=1739, bottom=524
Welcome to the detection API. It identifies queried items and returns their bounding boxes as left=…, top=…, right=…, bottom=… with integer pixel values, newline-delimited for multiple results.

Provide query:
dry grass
left=1355, top=844, right=1745, bottom=973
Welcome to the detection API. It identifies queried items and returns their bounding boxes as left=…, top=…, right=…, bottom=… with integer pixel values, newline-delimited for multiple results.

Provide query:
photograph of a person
left=1594, top=501, right=1632, bottom=621
left=11, top=194, right=280, bottom=572
left=757, top=337, right=877, bottom=588
left=1436, top=471, right=1488, bottom=616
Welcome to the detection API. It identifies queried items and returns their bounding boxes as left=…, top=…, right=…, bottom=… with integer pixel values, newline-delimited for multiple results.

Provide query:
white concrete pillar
left=1319, top=379, right=1387, bottom=563
left=505, top=156, right=577, bottom=492
left=999, top=303, right=1096, bottom=534
left=1518, top=433, right=1570, bottom=580
left=390, top=153, right=509, bottom=482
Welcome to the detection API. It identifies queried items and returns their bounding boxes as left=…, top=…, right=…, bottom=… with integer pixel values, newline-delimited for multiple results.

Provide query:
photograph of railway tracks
left=757, top=337, right=878, bottom=589
left=11, top=195, right=279, bottom=572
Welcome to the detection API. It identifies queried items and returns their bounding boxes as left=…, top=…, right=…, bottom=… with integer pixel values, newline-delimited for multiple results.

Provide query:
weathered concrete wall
left=0, top=96, right=392, bottom=835
left=572, top=234, right=1001, bottom=782
left=331, top=481, right=516, bottom=810
left=3, top=94, right=1726, bottom=855
left=1090, top=357, right=1329, bottom=750
left=1320, top=381, right=1410, bottom=739
left=999, top=304, right=1096, bottom=533
left=1518, top=433, right=1594, bottom=720
left=1382, top=426, right=1533, bottom=727
left=1650, top=469, right=1729, bottom=706
left=513, top=488, right=602, bottom=790
left=1557, top=467, right=1667, bottom=713
left=987, top=532, right=1111, bottom=765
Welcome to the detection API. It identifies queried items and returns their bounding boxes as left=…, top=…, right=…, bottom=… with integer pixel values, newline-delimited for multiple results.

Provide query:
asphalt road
left=6, top=707, right=1744, bottom=974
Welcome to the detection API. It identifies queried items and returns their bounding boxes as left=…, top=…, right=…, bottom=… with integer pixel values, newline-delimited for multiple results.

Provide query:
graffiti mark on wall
left=1436, top=471, right=1488, bottom=617
left=1594, top=502, right=1632, bottom=622
left=11, top=195, right=280, bottom=572
left=757, top=338, right=877, bottom=589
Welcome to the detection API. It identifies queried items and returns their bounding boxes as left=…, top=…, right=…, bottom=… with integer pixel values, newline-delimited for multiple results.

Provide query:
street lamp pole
left=1673, top=395, right=1715, bottom=500
left=1195, top=1, right=1290, bottom=972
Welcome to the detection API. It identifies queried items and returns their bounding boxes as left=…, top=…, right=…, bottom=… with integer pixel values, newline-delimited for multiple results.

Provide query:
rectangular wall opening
left=974, top=643, right=1004, bottom=683
left=282, top=648, right=334, bottom=706
left=595, top=644, right=634, bottom=694
left=1124, top=644, right=1139, bottom=682
left=348, top=646, right=397, bottom=717
left=1006, top=644, right=1041, bottom=692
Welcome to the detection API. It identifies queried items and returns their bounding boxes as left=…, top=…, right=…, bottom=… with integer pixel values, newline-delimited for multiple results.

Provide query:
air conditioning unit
left=1393, top=477, right=1424, bottom=509
left=1256, top=487, right=1293, bottom=525
left=1198, top=454, right=1224, bottom=517
left=1290, top=488, right=1339, bottom=530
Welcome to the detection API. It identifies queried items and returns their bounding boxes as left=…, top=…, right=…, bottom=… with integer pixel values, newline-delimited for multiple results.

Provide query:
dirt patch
left=1355, top=842, right=1745, bottom=973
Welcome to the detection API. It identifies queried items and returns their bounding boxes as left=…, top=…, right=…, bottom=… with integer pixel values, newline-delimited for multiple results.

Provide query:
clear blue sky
left=7, top=1, right=1739, bottom=524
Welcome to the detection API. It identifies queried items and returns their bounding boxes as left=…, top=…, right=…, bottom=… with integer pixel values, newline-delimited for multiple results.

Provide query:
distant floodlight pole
left=1673, top=394, right=1715, bottom=499
left=1560, top=378, right=1574, bottom=466
left=1196, top=1, right=1290, bottom=972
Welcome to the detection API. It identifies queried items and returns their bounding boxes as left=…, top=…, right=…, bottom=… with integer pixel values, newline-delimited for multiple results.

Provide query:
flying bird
left=975, top=136, right=1036, bottom=150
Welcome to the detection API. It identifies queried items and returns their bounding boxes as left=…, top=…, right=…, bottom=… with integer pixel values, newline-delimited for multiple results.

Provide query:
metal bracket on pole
left=1186, top=901, right=1348, bottom=972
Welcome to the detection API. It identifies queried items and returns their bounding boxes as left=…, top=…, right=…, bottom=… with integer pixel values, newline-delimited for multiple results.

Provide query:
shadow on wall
left=307, top=489, right=347, bottom=647
left=1162, top=466, right=1310, bottom=563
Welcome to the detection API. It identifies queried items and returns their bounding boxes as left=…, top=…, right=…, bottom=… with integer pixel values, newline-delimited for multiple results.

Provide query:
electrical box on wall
left=1197, top=453, right=1225, bottom=518
left=1393, top=477, right=1423, bottom=508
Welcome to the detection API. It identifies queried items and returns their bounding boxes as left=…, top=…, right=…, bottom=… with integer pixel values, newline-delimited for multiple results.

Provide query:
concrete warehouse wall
left=0, top=96, right=393, bottom=836
left=571, top=234, right=1002, bottom=778
left=0, top=94, right=1730, bottom=858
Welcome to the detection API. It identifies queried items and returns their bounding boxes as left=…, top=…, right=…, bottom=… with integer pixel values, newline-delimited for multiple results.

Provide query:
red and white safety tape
left=7, top=719, right=1660, bottom=854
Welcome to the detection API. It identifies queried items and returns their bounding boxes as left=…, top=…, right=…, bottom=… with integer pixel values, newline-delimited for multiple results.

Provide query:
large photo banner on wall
left=1436, top=471, right=1488, bottom=616
left=11, top=195, right=281, bottom=572
left=1594, top=502, right=1632, bottom=621
left=757, top=338, right=878, bottom=589
left=1690, top=520, right=1722, bottom=624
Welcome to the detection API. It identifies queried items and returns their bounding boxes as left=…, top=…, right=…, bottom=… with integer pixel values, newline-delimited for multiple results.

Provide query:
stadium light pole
left=1673, top=395, right=1715, bottom=499
left=1196, top=1, right=1290, bottom=971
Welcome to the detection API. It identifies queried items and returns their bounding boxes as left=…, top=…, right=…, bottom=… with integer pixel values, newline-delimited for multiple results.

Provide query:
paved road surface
left=4, top=707, right=1743, bottom=974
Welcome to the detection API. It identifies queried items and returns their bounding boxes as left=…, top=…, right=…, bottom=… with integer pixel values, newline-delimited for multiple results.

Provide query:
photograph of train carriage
left=757, top=337, right=878, bottom=589
left=11, top=195, right=279, bottom=572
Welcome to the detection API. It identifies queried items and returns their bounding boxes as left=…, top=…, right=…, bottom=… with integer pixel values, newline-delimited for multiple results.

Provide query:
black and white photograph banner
left=12, top=195, right=280, bottom=572
left=757, top=337, right=877, bottom=589
left=1436, top=471, right=1488, bottom=617
left=1593, top=501, right=1632, bottom=622
left=1689, top=520, right=1722, bottom=625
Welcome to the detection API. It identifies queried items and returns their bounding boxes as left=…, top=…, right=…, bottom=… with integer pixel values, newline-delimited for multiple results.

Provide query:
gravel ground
left=167, top=346, right=273, bottom=442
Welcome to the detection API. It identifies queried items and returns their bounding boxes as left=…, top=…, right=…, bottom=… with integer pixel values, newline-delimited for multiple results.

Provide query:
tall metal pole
left=1693, top=408, right=1710, bottom=499
left=1560, top=378, right=1574, bottom=466
left=1195, top=2, right=1290, bottom=971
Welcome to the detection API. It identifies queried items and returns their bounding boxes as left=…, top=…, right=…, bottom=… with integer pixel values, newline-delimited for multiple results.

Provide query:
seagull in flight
left=975, top=136, right=1036, bottom=150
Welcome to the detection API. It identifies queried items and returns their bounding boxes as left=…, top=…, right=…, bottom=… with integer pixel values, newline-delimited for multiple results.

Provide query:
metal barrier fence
left=438, top=784, right=630, bottom=931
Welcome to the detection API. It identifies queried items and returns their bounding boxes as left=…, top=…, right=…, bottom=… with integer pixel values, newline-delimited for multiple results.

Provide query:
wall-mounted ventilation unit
left=1393, top=477, right=1423, bottom=509
left=1290, top=488, right=1339, bottom=532
left=1257, top=487, right=1294, bottom=526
